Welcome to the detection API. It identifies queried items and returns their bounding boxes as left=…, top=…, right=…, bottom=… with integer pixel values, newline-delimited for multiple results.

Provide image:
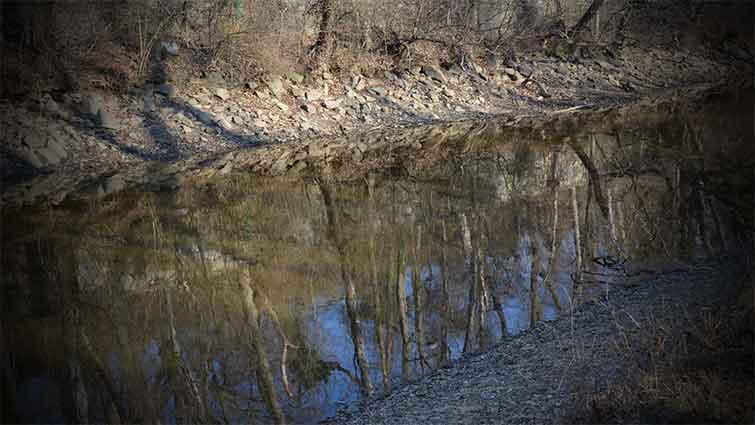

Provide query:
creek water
left=1, top=89, right=751, bottom=424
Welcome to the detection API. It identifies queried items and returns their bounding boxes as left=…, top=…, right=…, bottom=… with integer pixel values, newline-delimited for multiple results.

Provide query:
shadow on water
left=1, top=89, right=752, bottom=424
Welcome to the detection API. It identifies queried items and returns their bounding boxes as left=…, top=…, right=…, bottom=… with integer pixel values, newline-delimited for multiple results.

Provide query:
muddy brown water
left=1, top=88, right=751, bottom=424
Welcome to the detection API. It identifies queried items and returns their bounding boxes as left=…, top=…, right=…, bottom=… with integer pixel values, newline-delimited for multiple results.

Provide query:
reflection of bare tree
left=239, top=280, right=285, bottom=425
left=412, top=223, right=430, bottom=372
left=317, top=180, right=374, bottom=397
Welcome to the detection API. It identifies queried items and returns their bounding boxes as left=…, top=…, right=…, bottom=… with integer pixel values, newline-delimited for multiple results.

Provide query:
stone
left=384, top=71, right=399, bottom=81
left=351, top=75, right=367, bottom=91
left=300, top=104, right=315, bottom=113
left=156, top=83, right=176, bottom=98
left=368, top=87, right=387, bottom=97
left=421, top=65, right=446, bottom=83
left=274, top=101, right=289, bottom=112
left=160, top=41, right=179, bottom=57
left=82, top=92, right=106, bottom=117
left=214, top=88, right=231, bottom=101
left=97, top=109, right=120, bottom=130
left=265, top=77, right=285, bottom=98
left=442, top=88, right=456, bottom=97
left=231, top=115, right=244, bottom=125
left=290, top=86, right=306, bottom=100
left=102, top=174, right=126, bottom=195
left=321, top=99, right=342, bottom=109
left=255, top=89, right=271, bottom=100
left=287, top=72, right=305, bottom=84
left=306, top=87, right=327, bottom=101
left=245, top=81, right=259, bottom=91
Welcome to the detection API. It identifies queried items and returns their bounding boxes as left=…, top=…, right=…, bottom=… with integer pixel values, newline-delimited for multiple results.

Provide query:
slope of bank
left=1, top=33, right=750, bottom=208
left=330, top=256, right=753, bottom=424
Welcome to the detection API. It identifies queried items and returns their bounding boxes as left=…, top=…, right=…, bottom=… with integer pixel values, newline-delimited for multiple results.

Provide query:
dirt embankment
left=330, top=256, right=753, bottom=424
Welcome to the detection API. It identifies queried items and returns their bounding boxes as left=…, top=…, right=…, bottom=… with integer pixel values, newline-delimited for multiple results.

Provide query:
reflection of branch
left=568, top=140, right=609, bottom=219
left=259, top=293, right=297, bottom=399
left=324, top=361, right=361, bottom=387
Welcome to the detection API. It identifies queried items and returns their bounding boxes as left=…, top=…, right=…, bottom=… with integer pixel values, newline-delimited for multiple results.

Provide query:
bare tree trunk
left=569, top=139, right=609, bottom=220
left=461, top=213, right=479, bottom=353
left=439, top=219, right=451, bottom=364
left=569, top=0, right=607, bottom=40
left=239, top=281, right=285, bottom=425
left=395, top=247, right=412, bottom=381
left=530, top=237, right=543, bottom=325
left=344, top=277, right=374, bottom=397
left=311, top=0, right=333, bottom=64
left=476, top=229, right=491, bottom=347
left=411, top=224, right=429, bottom=372
left=164, top=289, right=206, bottom=423
left=542, top=151, right=563, bottom=312
left=571, top=186, right=583, bottom=306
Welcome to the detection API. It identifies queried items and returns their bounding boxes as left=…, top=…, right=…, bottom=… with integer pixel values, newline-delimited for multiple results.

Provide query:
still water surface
left=1, top=91, right=750, bottom=424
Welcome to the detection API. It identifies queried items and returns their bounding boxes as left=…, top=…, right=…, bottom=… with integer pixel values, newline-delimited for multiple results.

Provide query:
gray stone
left=265, top=77, right=285, bottom=98
left=300, top=104, right=315, bottom=113
left=156, top=83, right=176, bottom=98
left=421, top=66, right=446, bottom=83
left=245, top=81, right=259, bottom=91
left=255, top=89, right=271, bottom=100
left=82, top=93, right=105, bottom=117
left=290, top=86, right=306, bottom=99
left=306, top=87, right=327, bottom=101
left=102, top=174, right=126, bottom=195
left=97, top=110, right=120, bottom=130
left=351, top=75, right=367, bottom=91
left=214, top=88, right=231, bottom=101
left=368, top=87, right=387, bottom=97
left=274, top=101, right=289, bottom=112
left=287, top=72, right=305, bottom=84
left=321, top=99, right=342, bottom=109
left=160, top=41, right=179, bottom=56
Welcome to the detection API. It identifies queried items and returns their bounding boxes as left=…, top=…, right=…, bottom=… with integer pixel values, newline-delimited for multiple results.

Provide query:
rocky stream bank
left=1, top=38, right=748, bottom=207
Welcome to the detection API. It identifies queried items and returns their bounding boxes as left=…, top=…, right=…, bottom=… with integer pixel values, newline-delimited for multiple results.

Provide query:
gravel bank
left=330, top=257, right=746, bottom=424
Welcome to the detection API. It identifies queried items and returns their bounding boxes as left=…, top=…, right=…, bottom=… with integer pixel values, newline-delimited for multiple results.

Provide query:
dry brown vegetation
left=2, top=0, right=712, bottom=97
left=570, top=287, right=753, bottom=424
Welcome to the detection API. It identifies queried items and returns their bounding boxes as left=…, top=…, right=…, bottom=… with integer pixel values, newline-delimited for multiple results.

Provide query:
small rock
left=274, top=101, right=289, bottom=112
left=245, top=81, right=259, bottom=91
left=421, top=65, right=446, bottom=83
left=160, top=41, right=179, bottom=56
left=265, top=77, right=285, bottom=98
left=157, top=83, right=176, bottom=98
left=368, top=87, right=387, bottom=97
left=214, top=88, right=231, bottom=101
left=300, top=104, right=315, bottom=113
left=102, top=174, right=126, bottom=195
left=321, top=99, right=342, bottom=109
left=97, top=110, right=120, bottom=130
left=306, top=87, right=327, bottom=101
left=351, top=75, right=367, bottom=91
left=287, top=72, right=305, bottom=85
left=290, top=86, right=306, bottom=99
left=255, top=89, right=271, bottom=100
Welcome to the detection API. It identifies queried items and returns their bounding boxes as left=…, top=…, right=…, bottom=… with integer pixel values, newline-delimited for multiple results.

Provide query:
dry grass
left=570, top=294, right=753, bottom=424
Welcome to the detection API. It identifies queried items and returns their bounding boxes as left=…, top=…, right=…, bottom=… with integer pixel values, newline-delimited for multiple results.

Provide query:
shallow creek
left=1, top=89, right=751, bottom=424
